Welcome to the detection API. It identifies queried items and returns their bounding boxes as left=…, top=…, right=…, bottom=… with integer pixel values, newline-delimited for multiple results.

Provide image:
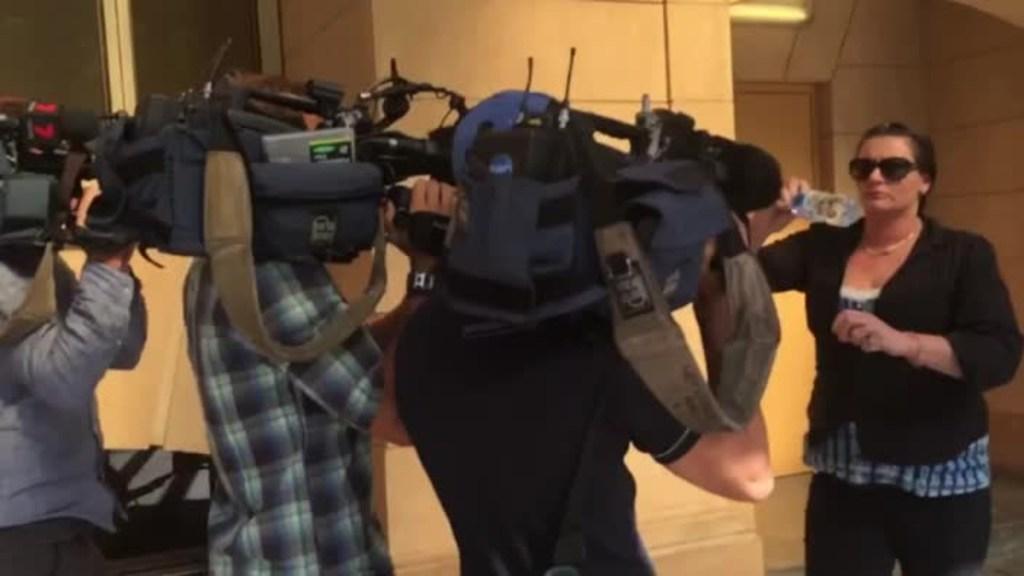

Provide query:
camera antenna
left=562, top=47, right=577, bottom=106
left=203, top=37, right=233, bottom=98
left=558, top=47, right=576, bottom=128
left=516, top=56, right=535, bottom=123
left=379, top=58, right=424, bottom=129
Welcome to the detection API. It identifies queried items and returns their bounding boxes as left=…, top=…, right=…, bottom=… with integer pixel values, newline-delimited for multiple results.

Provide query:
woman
left=750, top=122, right=1022, bottom=576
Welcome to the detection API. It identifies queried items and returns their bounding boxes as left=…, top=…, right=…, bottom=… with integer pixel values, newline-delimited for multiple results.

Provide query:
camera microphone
left=58, top=108, right=101, bottom=144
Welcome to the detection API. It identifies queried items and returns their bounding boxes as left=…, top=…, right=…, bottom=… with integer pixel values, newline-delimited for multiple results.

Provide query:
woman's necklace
left=860, top=225, right=920, bottom=256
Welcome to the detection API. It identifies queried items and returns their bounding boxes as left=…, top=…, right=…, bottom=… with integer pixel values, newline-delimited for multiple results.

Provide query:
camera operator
left=0, top=191, right=147, bottom=575
left=391, top=226, right=774, bottom=575
left=183, top=73, right=453, bottom=574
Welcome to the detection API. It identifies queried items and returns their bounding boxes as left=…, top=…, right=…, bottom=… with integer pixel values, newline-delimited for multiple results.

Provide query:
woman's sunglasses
left=848, top=157, right=917, bottom=182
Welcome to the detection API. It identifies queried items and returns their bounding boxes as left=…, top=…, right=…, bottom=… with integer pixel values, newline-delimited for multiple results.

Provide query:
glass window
left=131, top=0, right=262, bottom=98
left=0, top=0, right=107, bottom=111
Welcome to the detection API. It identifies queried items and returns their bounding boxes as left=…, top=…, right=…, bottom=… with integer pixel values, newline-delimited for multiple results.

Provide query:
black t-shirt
left=395, top=297, right=699, bottom=576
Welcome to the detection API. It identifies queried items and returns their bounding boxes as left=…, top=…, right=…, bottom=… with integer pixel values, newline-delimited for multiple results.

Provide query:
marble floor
left=756, top=474, right=1024, bottom=576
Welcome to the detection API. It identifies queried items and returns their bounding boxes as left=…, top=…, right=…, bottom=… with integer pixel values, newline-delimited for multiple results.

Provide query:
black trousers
left=0, top=519, right=106, bottom=576
left=805, top=473, right=991, bottom=576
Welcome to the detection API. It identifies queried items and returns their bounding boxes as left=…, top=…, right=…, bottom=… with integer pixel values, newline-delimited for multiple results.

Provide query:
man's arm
left=664, top=410, right=773, bottom=502
left=110, top=272, right=147, bottom=369
left=368, top=294, right=426, bottom=354
left=663, top=238, right=774, bottom=501
left=368, top=296, right=426, bottom=446
left=0, top=257, right=139, bottom=414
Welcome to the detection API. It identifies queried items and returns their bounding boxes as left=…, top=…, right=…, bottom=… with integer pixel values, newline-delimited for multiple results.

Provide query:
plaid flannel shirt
left=185, top=259, right=392, bottom=575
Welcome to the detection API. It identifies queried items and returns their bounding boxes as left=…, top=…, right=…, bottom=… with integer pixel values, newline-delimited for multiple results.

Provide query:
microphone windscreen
left=59, top=108, right=100, bottom=143
left=719, top=142, right=782, bottom=215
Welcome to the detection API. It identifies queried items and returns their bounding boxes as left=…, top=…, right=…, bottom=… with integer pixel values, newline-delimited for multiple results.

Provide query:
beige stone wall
left=949, top=0, right=1024, bottom=28
left=822, top=0, right=930, bottom=195
left=85, top=251, right=206, bottom=453
left=922, top=0, right=1024, bottom=477
left=734, top=84, right=819, bottom=477
left=279, top=0, right=377, bottom=96
left=732, top=0, right=856, bottom=84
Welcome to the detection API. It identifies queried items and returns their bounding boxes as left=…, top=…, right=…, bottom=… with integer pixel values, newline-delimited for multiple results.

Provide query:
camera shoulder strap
left=594, top=221, right=780, bottom=433
left=0, top=243, right=58, bottom=345
left=715, top=250, right=781, bottom=426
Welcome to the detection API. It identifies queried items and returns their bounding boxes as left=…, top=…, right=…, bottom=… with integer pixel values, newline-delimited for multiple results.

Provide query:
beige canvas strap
left=203, top=151, right=387, bottom=363
left=595, top=222, right=779, bottom=432
left=714, top=252, right=781, bottom=426
left=0, top=243, right=58, bottom=345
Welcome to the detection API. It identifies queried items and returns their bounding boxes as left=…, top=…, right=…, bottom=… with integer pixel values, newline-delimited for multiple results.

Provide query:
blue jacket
left=0, top=249, right=146, bottom=531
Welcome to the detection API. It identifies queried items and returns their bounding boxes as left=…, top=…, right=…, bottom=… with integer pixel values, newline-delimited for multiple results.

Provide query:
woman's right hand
left=746, top=178, right=805, bottom=250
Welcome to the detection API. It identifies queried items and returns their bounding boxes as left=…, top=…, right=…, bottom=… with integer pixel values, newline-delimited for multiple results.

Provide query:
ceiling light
left=730, top=1, right=811, bottom=24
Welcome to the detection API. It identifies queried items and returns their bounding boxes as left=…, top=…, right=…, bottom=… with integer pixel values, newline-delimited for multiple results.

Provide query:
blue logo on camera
left=489, top=154, right=515, bottom=176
